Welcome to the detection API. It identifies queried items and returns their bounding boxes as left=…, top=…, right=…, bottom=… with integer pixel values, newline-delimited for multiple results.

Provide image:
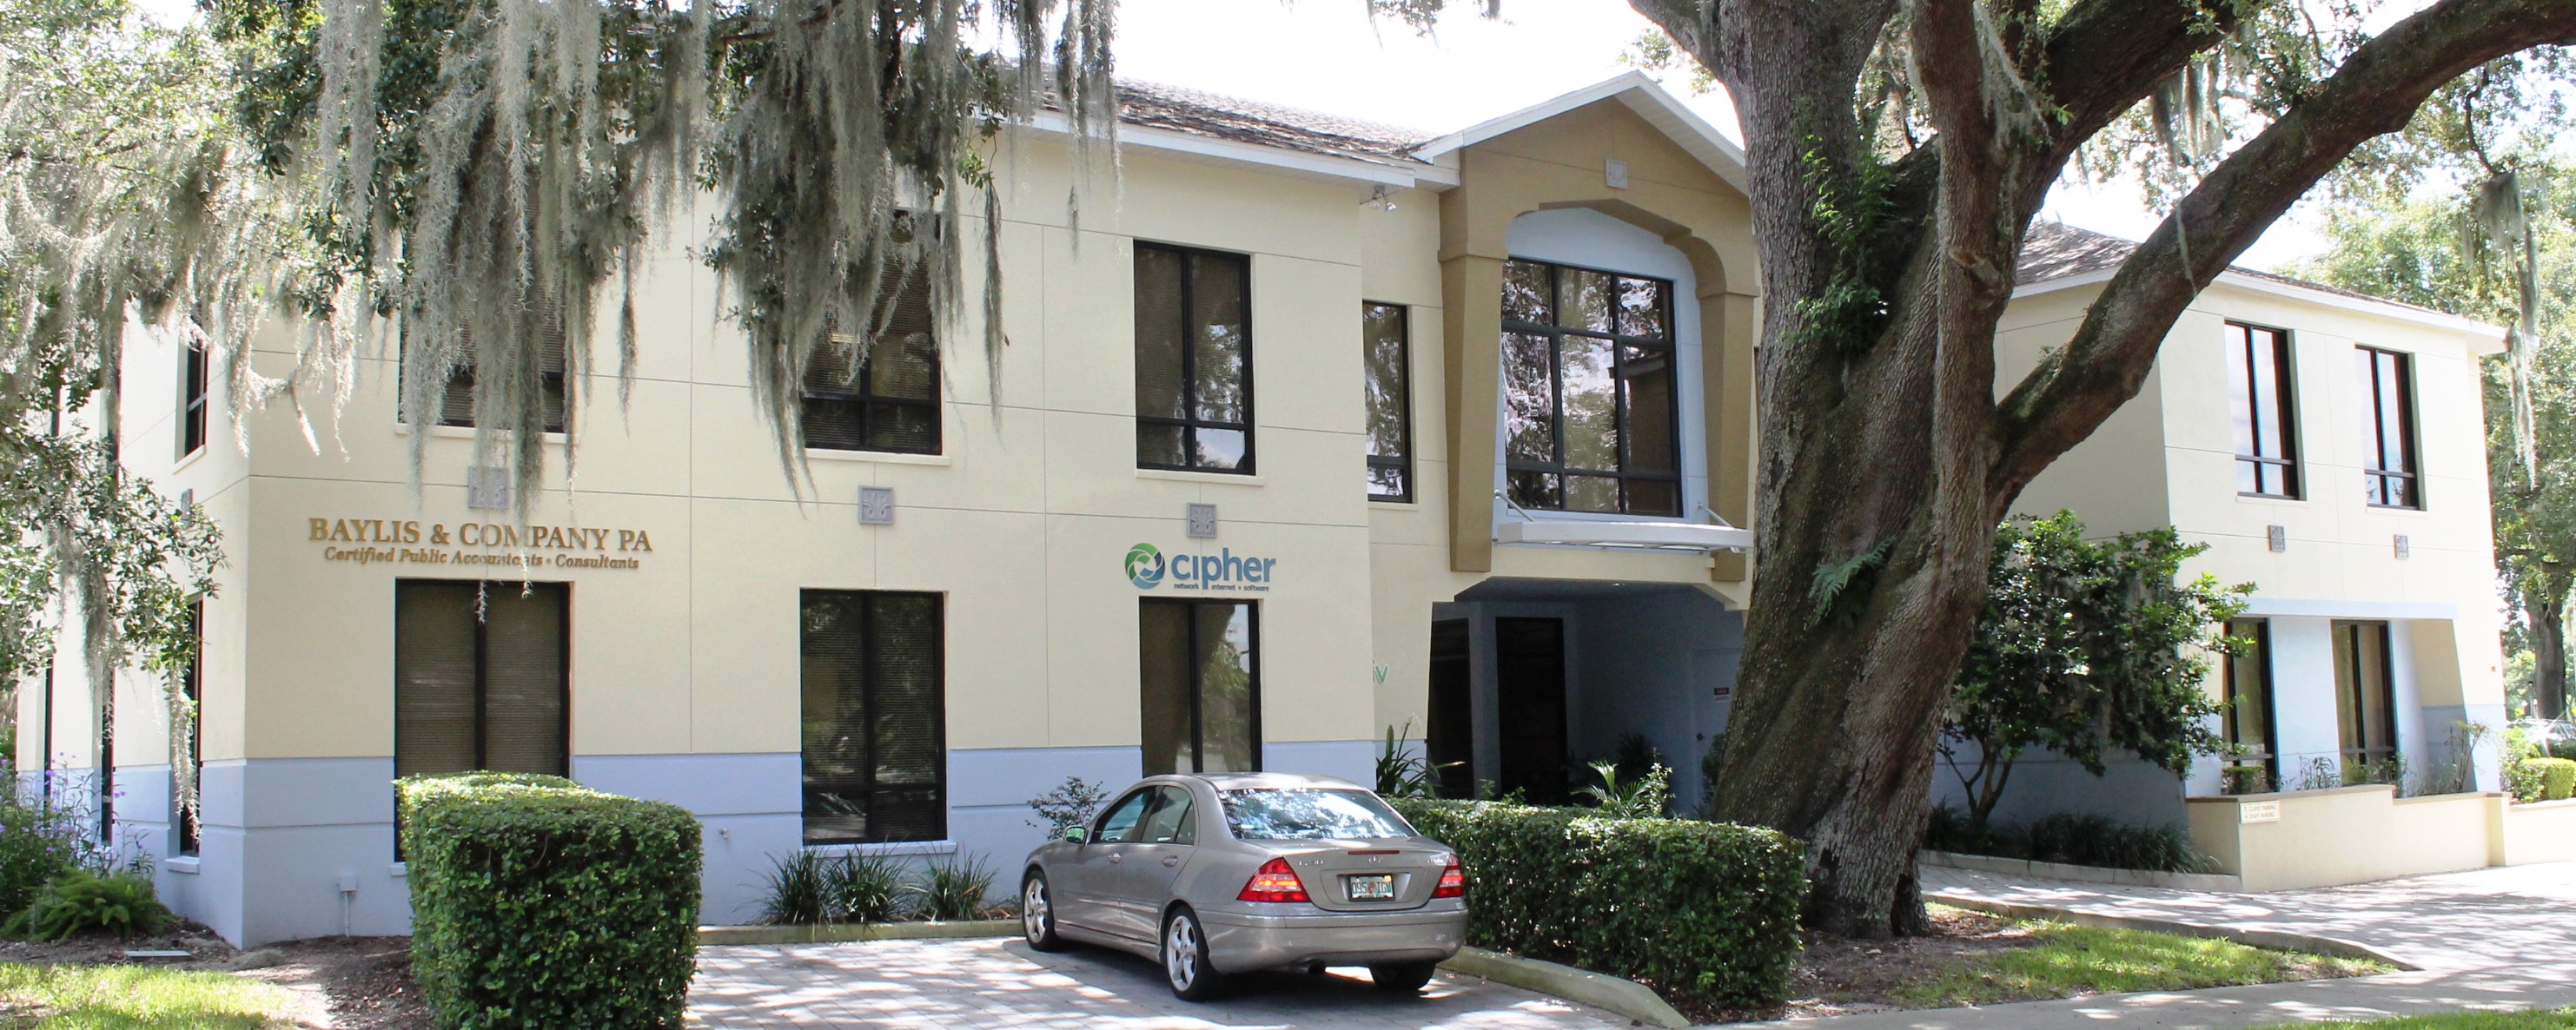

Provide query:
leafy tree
left=1941, top=513, right=2249, bottom=834
left=2297, top=167, right=2576, bottom=722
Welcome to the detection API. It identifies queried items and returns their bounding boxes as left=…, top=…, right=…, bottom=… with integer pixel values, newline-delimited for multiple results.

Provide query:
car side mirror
left=1062, top=826, right=1088, bottom=845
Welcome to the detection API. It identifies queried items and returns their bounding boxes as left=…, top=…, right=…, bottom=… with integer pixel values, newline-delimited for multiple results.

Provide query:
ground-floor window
left=176, top=598, right=203, bottom=855
left=2332, top=620, right=2398, bottom=776
left=1139, top=599, right=1260, bottom=775
left=800, top=591, right=945, bottom=845
left=2220, top=617, right=2277, bottom=794
left=394, top=580, right=571, bottom=782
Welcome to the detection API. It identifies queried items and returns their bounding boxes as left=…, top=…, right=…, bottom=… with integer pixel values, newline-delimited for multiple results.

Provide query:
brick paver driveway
left=687, top=937, right=1632, bottom=1029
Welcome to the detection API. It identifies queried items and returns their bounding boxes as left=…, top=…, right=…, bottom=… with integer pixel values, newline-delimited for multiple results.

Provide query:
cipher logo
left=1125, top=543, right=1166, bottom=589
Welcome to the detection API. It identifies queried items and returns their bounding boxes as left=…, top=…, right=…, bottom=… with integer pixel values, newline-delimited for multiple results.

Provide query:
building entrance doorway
left=1426, top=619, right=1474, bottom=797
left=1494, top=617, right=1569, bottom=803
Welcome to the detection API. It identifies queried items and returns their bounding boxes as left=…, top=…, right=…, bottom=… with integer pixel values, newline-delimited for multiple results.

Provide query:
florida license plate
left=1347, top=874, right=1396, bottom=901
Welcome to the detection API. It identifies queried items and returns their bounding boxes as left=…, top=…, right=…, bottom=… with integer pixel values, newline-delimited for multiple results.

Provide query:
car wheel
left=1161, top=905, right=1227, bottom=1000
left=1369, top=961, right=1438, bottom=994
left=1021, top=871, right=1066, bottom=952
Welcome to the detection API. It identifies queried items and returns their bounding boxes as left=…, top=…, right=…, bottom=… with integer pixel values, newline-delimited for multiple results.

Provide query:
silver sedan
left=1019, top=772, right=1468, bottom=1000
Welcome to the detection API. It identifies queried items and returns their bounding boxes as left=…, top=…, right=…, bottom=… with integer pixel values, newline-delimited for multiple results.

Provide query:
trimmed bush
left=1393, top=798, right=1805, bottom=1010
left=1924, top=806, right=2211, bottom=874
left=398, top=773, right=701, bottom=1030
left=2527, top=757, right=2576, bottom=802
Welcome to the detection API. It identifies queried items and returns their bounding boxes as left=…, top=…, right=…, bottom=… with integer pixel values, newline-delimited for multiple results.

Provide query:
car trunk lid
left=1279, top=841, right=1453, bottom=913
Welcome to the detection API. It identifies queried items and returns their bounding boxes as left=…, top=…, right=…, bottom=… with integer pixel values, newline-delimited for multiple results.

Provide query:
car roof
left=1179, top=772, right=1368, bottom=792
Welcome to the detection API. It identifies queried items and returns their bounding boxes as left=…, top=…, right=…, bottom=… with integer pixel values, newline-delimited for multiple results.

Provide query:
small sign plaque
left=2240, top=800, right=2281, bottom=824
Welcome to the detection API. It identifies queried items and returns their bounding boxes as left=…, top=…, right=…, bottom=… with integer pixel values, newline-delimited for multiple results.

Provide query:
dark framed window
left=179, top=339, right=209, bottom=458
left=805, top=264, right=939, bottom=454
left=175, top=598, right=203, bottom=855
left=2220, top=617, right=2277, bottom=795
left=1136, top=244, right=1253, bottom=473
left=2332, top=620, right=2398, bottom=775
left=1140, top=599, right=1260, bottom=775
left=800, top=591, right=945, bottom=845
left=1363, top=301, right=1414, bottom=501
left=1500, top=259, right=1682, bottom=516
left=394, top=581, right=571, bottom=784
left=2228, top=322, right=2301, bottom=498
left=407, top=307, right=571, bottom=433
left=2357, top=347, right=2420, bottom=509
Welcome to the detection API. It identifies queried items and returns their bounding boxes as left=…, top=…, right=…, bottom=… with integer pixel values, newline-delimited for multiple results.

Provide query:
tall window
left=1501, top=259, right=1681, bottom=516
left=416, top=307, right=570, bottom=432
left=2357, top=347, right=2420, bottom=509
left=1139, top=599, right=1260, bottom=775
left=2332, top=620, right=2397, bottom=776
left=394, top=581, right=570, bottom=782
left=800, top=591, right=945, bottom=845
left=1363, top=301, right=1414, bottom=500
left=805, top=263, right=939, bottom=454
left=2228, top=323, right=2300, bottom=498
left=2220, top=618, right=2276, bottom=795
left=1136, top=244, right=1253, bottom=473
left=176, top=598, right=203, bottom=855
left=179, top=339, right=209, bottom=458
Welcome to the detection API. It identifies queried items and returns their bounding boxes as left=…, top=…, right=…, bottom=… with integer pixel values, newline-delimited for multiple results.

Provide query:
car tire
left=1161, top=905, right=1227, bottom=1001
left=1021, top=871, right=1067, bottom=952
left=1369, top=961, right=1438, bottom=994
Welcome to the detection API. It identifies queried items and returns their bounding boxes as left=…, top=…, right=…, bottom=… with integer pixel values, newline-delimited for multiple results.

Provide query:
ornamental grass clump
left=397, top=772, right=700, bottom=1030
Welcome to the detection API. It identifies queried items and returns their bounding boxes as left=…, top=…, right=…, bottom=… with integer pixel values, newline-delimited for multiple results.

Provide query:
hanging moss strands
left=242, top=0, right=1117, bottom=506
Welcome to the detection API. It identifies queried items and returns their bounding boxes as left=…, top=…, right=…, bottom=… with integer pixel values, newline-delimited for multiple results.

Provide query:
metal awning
left=1495, top=518, right=1753, bottom=552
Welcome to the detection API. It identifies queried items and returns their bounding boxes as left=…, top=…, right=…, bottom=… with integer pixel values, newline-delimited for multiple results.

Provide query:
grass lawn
left=1892, top=916, right=2390, bottom=1007
left=0, top=961, right=296, bottom=1028
left=2265, top=1011, right=2576, bottom=1028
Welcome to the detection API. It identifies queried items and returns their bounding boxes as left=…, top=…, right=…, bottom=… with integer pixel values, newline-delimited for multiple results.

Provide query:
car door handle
left=1162, top=855, right=1180, bottom=867
left=1108, top=854, right=1122, bottom=864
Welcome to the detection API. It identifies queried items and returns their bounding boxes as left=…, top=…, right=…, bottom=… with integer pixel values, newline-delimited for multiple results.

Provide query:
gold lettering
left=329, top=520, right=353, bottom=542
left=309, top=518, right=328, bottom=541
left=632, top=530, right=652, bottom=552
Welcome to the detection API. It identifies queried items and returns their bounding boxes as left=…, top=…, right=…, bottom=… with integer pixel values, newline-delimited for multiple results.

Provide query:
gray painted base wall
left=1932, top=747, right=2189, bottom=829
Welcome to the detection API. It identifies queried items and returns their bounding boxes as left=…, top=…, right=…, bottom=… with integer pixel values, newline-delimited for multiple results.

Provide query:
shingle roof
left=2016, top=221, right=2455, bottom=318
left=1112, top=80, right=1435, bottom=166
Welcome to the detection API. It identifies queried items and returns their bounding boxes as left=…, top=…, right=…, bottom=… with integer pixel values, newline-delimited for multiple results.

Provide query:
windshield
left=1219, top=789, right=1416, bottom=841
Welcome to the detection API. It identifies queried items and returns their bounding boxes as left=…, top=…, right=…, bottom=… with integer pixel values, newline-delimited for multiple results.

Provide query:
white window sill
left=1136, top=468, right=1262, bottom=486
left=394, top=423, right=568, bottom=442
left=166, top=856, right=200, bottom=875
left=389, top=862, right=407, bottom=878
left=804, top=447, right=953, bottom=467
left=805, top=840, right=957, bottom=858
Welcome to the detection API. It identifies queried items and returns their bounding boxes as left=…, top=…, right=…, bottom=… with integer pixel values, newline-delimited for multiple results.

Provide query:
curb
left=1926, top=893, right=2420, bottom=972
left=1922, top=849, right=2246, bottom=893
left=697, top=919, right=1020, bottom=945
left=1440, top=946, right=1690, bottom=1029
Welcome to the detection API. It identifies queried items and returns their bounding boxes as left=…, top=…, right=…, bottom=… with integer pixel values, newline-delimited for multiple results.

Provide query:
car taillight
left=1237, top=857, right=1310, bottom=902
left=1433, top=858, right=1466, bottom=899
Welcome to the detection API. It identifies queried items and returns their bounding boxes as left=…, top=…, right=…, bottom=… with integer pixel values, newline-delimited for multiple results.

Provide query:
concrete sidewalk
left=1717, top=862, right=2576, bottom=1027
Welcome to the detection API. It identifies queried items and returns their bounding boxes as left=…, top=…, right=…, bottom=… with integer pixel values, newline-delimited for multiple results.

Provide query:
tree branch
left=1991, top=0, right=2576, bottom=498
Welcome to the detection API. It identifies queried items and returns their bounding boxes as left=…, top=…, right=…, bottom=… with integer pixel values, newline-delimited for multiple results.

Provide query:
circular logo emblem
left=1124, top=544, right=1166, bottom=589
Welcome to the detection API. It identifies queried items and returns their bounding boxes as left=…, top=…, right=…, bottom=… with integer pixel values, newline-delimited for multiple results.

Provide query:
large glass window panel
left=2222, top=618, right=2276, bottom=794
left=801, top=591, right=946, bottom=845
left=1621, top=346, right=1677, bottom=475
left=1362, top=302, right=1413, bottom=501
left=2357, top=347, right=2420, bottom=508
left=803, top=263, right=941, bottom=454
left=1503, top=333, right=1558, bottom=465
left=1135, top=244, right=1253, bottom=472
left=1135, top=248, right=1189, bottom=420
left=1560, top=334, right=1619, bottom=472
left=394, top=580, right=569, bottom=783
left=1503, top=261, right=1553, bottom=325
left=2229, top=323, right=2301, bottom=498
left=1138, top=599, right=1261, bottom=776
left=1498, top=259, right=1685, bottom=516
left=2331, top=620, right=2397, bottom=777
left=1190, top=254, right=1248, bottom=424
left=1558, top=268, right=1615, bottom=333
left=180, top=340, right=209, bottom=458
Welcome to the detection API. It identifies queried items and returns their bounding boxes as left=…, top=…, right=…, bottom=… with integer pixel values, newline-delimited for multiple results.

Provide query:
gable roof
left=1407, top=71, right=1749, bottom=193
left=2016, top=221, right=2506, bottom=349
left=1114, top=80, right=1434, bottom=167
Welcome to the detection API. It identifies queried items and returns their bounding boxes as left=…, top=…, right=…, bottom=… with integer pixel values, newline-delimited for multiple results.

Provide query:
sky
left=136, top=0, right=2362, bottom=269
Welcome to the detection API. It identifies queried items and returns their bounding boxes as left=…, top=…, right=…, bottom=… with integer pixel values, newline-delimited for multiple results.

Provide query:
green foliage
left=912, top=854, right=996, bottom=921
left=1575, top=761, right=1672, bottom=820
left=0, top=786, right=84, bottom=925
left=1894, top=914, right=2387, bottom=1007
left=758, top=849, right=916, bottom=926
left=1943, top=512, right=2250, bottom=829
left=2276, top=1008, right=2576, bottom=1029
left=1024, top=776, right=1109, bottom=841
left=1374, top=721, right=1456, bottom=799
left=4, top=870, right=169, bottom=941
left=1391, top=798, right=1805, bottom=1010
left=2526, top=757, right=2576, bottom=801
left=756, top=850, right=832, bottom=927
left=396, top=773, right=700, bottom=1030
left=1923, top=807, right=2212, bottom=874
left=0, top=961, right=299, bottom=1028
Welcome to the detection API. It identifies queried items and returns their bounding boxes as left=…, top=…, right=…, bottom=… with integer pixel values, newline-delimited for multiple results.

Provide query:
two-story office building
left=14, top=75, right=2527, bottom=943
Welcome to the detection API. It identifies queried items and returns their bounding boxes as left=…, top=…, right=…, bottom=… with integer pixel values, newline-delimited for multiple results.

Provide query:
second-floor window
left=424, top=312, right=569, bottom=434
left=1136, top=244, right=1253, bottom=473
left=2356, top=346, right=2420, bottom=509
left=1363, top=302, right=1413, bottom=500
left=180, top=339, right=209, bottom=458
left=804, top=267, right=940, bottom=454
left=1501, top=259, right=1681, bottom=517
left=2228, top=322, right=2300, bottom=498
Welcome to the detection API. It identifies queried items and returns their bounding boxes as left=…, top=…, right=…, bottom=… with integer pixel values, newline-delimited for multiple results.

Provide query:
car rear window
left=1218, top=789, right=1416, bottom=841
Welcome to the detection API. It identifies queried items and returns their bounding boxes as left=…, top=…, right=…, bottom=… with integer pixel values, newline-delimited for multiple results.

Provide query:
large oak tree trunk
left=2531, top=585, right=2570, bottom=721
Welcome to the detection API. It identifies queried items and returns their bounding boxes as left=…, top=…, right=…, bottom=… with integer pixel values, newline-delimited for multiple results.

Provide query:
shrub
left=398, top=773, right=701, bottom=1030
left=2525, top=757, right=2576, bottom=802
left=1924, top=807, right=2209, bottom=874
left=912, top=854, right=995, bottom=921
left=829, top=852, right=910, bottom=923
left=0, top=784, right=84, bottom=923
left=1393, top=798, right=1805, bottom=1010
left=1574, top=761, right=1672, bottom=819
left=758, top=850, right=833, bottom=927
left=4, top=870, right=169, bottom=941
left=1024, top=776, right=1109, bottom=841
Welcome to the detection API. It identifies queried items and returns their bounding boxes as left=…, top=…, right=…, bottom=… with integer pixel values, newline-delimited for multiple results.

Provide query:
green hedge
left=1392, top=798, right=1805, bottom=1009
left=2529, top=757, right=2576, bottom=802
left=398, top=773, right=702, bottom=1030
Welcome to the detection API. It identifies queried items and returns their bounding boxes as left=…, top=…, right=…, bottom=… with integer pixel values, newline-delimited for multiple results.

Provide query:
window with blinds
left=804, top=264, right=940, bottom=454
left=1135, top=244, right=1254, bottom=473
left=394, top=581, right=570, bottom=783
left=801, top=591, right=946, bottom=845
